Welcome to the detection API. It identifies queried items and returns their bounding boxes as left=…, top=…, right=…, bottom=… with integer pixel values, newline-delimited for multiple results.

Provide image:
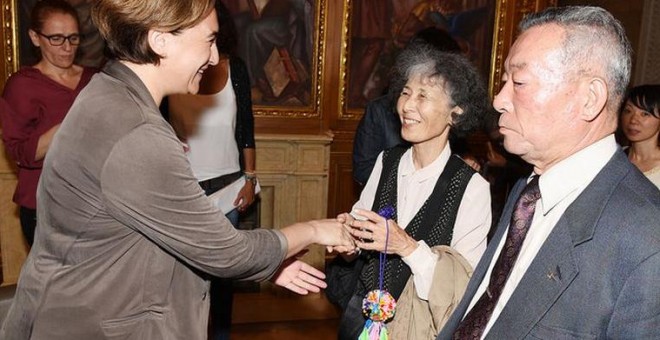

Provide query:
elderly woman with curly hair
left=333, top=42, right=493, bottom=339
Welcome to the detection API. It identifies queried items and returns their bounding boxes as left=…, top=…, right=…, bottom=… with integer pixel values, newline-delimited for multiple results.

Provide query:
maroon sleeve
left=0, top=67, right=97, bottom=168
left=1, top=74, right=43, bottom=168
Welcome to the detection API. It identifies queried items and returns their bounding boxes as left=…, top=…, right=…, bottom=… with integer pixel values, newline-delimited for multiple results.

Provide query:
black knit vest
left=357, top=146, right=475, bottom=299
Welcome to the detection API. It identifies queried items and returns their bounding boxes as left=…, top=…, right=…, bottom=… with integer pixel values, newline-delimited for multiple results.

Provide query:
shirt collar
left=102, top=60, right=159, bottom=113
left=537, top=134, right=617, bottom=215
left=400, top=143, right=452, bottom=182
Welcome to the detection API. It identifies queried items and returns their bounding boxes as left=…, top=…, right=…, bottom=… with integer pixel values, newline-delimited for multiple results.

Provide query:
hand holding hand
left=310, top=218, right=356, bottom=251
left=348, top=209, right=418, bottom=257
left=326, top=213, right=359, bottom=254
left=272, top=258, right=327, bottom=295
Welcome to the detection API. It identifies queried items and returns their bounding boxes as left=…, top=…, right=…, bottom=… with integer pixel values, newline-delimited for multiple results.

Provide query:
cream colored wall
left=0, top=140, right=27, bottom=286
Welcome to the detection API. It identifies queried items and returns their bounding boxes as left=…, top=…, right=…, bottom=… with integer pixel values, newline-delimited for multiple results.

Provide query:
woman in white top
left=620, top=84, right=660, bottom=188
left=334, top=43, right=493, bottom=339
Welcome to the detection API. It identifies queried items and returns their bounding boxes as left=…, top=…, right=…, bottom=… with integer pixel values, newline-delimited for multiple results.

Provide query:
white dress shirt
left=643, top=165, right=660, bottom=189
left=353, top=144, right=492, bottom=300
left=465, top=135, right=618, bottom=337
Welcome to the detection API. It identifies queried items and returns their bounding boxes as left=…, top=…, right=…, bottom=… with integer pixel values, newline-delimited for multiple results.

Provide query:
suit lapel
left=486, top=222, right=578, bottom=339
left=486, top=151, right=631, bottom=339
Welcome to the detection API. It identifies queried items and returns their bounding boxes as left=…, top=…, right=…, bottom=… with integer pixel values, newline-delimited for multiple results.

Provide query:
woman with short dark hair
left=620, top=84, right=660, bottom=188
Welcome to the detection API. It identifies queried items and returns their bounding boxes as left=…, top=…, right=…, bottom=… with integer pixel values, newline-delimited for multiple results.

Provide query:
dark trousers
left=338, top=293, right=368, bottom=340
left=200, top=172, right=242, bottom=340
left=19, top=206, right=36, bottom=246
left=209, top=209, right=239, bottom=340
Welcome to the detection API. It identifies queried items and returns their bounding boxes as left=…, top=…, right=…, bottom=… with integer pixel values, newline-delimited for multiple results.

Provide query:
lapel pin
left=546, top=265, right=562, bottom=282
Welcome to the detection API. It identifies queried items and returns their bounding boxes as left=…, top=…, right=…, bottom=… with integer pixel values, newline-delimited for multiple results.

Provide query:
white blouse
left=353, top=144, right=491, bottom=300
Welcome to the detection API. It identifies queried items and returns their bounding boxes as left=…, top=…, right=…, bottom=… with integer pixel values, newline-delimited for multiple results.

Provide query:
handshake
left=328, top=208, right=417, bottom=258
left=273, top=208, right=418, bottom=295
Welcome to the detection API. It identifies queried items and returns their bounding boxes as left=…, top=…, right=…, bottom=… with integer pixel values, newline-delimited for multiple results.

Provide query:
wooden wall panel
left=254, top=134, right=331, bottom=271
left=327, top=131, right=360, bottom=218
left=0, top=170, right=24, bottom=284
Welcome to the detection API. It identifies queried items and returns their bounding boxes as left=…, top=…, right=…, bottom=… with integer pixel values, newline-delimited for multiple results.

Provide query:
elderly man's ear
left=580, top=77, right=608, bottom=122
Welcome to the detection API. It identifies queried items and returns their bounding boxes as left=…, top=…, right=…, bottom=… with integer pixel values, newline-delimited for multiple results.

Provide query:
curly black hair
left=388, top=42, right=491, bottom=138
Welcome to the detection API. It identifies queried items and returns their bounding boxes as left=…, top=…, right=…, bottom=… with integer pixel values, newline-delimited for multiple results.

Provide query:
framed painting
left=5, top=0, right=326, bottom=118
left=221, top=0, right=325, bottom=118
left=337, top=0, right=558, bottom=119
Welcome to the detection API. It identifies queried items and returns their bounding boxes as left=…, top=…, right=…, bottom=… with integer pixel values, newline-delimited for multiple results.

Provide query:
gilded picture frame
left=337, top=0, right=558, bottom=120
left=220, top=0, right=327, bottom=118
left=1, top=0, right=327, bottom=119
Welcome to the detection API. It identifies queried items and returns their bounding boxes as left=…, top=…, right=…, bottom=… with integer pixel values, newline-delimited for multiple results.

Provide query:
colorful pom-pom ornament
left=359, top=206, right=396, bottom=340
left=362, top=289, right=396, bottom=321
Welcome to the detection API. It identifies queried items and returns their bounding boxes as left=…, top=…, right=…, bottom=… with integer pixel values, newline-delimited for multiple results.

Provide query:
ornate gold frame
left=249, top=0, right=327, bottom=119
left=1, top=0, right=19, bottom=89
left=337, top=0, right=557, bottom=120
left=0, top=0, right=327, bottom=119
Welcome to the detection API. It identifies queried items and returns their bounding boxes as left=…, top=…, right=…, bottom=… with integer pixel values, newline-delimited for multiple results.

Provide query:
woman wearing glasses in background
left=1, top=0, right=97, bottom=246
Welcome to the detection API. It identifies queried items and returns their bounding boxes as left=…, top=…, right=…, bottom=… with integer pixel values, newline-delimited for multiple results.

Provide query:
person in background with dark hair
left=166, top=1, right=257, bottom=339
left=352, top=27, right=461, bottom=187
left=620, top=84, right=660, bottom=188
left=336, top=43, right=492, bottom=339
left=0, top=0, right=97, bottom=246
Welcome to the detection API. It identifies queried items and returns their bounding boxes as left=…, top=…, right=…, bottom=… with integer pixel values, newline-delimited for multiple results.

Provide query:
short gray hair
left=520, top=6, right=632, bottom=112
left=389, top=42, right=491, bottom=138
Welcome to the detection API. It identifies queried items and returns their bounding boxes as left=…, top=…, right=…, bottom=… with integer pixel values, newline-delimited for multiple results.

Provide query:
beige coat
left=0, top=61, right=287, bottom=340
left=387, top=246, right=473, bottom=340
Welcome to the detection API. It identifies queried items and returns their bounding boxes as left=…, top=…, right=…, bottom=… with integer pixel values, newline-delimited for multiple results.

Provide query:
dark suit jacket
left=352, top=95, right=408, bottom=185
left=437, top=150, right=660, bottom=339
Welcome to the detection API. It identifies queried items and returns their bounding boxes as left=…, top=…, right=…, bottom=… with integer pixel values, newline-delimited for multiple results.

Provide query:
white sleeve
left=403, top=173, right=491, bottom=300
left=401, top=240, right=438, bottom=300
left=450, top=173, right=492, bottom=269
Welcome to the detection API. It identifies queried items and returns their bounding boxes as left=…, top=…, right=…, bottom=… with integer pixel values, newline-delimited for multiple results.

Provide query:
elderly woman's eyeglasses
left=36, top=32, right=81, bottom=46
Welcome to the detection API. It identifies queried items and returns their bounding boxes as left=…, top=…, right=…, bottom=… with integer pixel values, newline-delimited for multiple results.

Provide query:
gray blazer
left=438, top=150, right=660, bottom=339
left=1, top=61, right=287, bottom=340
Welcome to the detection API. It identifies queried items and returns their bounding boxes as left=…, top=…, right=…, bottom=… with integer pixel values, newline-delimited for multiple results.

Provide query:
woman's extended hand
left=309, top=218, right=356, bottom=253
left=348, top=209, right=418, bottom=257
left=272, top=257, right=327, bottom=295
left=279, top=218, right=357, bottom=259
left=326, top=213, right=359, bottom=254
